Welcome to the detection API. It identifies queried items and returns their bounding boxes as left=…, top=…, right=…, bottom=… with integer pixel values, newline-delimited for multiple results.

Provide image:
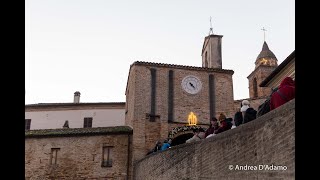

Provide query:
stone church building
left=25, top=32, right=283, bottom=180
left=125, top=33, right=279, bottom=164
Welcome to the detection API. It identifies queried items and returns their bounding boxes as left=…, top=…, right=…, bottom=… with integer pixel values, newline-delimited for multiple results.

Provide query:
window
left=50, top=148, right=60, bottom=165
left=101, top=146, right=113, bottom=167
left=83, top=117, right=92, bottom=128
left=25, top=119, right=31, bottom=130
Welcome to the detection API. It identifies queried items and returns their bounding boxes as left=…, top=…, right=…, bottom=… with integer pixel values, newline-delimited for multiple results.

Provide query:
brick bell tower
left=247, top=41, right=278, bottom=98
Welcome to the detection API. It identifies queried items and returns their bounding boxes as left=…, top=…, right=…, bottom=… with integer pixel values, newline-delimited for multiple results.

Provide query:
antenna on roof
left=261, top=27, right=267, bottom=42
left=209, top=16, right=214, bottom=35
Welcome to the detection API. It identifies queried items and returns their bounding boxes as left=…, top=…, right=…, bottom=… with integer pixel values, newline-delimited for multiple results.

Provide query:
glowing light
left=188, top=112, right=197, bottom=125
left=260, top=58, right=268, bottom=65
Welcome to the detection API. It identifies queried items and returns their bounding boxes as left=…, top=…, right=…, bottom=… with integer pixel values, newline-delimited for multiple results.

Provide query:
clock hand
left=189, top=82, right=195, bottom=89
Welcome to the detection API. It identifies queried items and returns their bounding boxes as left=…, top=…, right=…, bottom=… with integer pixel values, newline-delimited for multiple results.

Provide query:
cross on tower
left=209, top=16, right=214, bottom=35
left=261, top=27, right=267, bottom=41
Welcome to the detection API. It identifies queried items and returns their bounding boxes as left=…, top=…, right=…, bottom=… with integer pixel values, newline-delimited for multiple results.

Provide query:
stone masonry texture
left=25, top=134, right=132, bottom=180
left=134, top=99, right=295, bottom=180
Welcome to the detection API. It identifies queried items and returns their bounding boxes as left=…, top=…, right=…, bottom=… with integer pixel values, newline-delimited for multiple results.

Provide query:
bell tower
left=201, top=17, right=223, bottom=69
left=201, top=34, right=223, bottom=69
left=247, top=41, right=278, bottom=98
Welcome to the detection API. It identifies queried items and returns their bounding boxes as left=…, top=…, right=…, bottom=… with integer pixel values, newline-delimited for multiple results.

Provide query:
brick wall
left=134, top=99, right=295, bottom=180
left=125, top=64, right=235, bottom=163
left=248, top=66, right=275, bottom=98
left=25, top=134, right=131, bottom=180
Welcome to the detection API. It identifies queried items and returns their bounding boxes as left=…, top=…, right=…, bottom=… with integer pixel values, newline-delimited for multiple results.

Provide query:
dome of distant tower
left=256, top=41, right=277, bottom=61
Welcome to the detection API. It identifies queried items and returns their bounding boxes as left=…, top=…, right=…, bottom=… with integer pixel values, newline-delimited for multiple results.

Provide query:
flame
left=188, top=112, right=197, bottom=125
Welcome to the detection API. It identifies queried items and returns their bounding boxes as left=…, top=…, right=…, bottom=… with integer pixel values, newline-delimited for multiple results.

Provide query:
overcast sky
left=25, top=0, right=295, bottom=104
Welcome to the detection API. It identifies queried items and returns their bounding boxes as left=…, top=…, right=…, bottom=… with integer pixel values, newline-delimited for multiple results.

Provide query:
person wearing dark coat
left=214, top=113, right=232, bottom=134
left=243, top=107, right=257, bottom=124
left=241, top=100, right=257, bottom=124
left=204, top=117, right=219, bottom=138
left=270, top=77, right=295, bottom=110
left=234, top=111, right=243, bottom=126
left=234, top=102, right=243, bottom=126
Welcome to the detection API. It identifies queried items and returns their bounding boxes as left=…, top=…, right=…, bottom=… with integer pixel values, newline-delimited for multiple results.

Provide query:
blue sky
left=25, top=0, right=295, bottom=104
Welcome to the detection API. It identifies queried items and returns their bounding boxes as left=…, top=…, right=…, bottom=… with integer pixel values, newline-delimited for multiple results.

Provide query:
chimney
left=74, top=91, right=80, bottom=103
left=63, top=120, right=69, bottom=128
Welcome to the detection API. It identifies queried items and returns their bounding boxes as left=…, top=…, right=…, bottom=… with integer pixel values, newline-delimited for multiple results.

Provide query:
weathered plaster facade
left=25, top=103, right=125, bottom=130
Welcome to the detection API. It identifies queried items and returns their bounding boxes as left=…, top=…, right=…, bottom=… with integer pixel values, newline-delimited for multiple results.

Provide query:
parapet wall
left=134, top=99, right=295, bottom=180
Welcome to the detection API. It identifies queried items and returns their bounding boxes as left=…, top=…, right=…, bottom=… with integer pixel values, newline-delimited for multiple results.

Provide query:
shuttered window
left=101, top=146, right=113, bottom=167
left=83, top=117, right=92, bottom=128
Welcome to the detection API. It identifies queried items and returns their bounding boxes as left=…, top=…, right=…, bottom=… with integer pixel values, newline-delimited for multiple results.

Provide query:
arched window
left=253, top=78, right=258, bottom=97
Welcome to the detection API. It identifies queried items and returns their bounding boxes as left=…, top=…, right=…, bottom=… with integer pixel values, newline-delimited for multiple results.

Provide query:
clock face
left=181, top=75, right=202, bottom=94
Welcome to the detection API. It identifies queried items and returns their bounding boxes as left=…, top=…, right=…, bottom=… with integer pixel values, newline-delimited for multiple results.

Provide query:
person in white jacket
left=186, top=129, right=202, bottom=143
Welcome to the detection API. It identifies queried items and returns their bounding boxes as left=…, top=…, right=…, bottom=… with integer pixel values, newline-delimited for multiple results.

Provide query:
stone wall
left=25, top=133, right=132, bottom=180
left=134, top=99, right=295, bottom=180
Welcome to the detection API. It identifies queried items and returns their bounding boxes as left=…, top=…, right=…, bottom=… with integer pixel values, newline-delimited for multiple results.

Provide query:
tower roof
left=256, top=41, right=277, bottom=61
left=201, top=34, right=223, bottom=55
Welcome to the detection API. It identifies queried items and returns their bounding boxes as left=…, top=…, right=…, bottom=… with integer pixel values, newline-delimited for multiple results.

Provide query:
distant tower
left=247, top=41, right=278, bottom=98
left=201, top=17, right=223, bottom=69
left=74, top=91, right=81, bottom=103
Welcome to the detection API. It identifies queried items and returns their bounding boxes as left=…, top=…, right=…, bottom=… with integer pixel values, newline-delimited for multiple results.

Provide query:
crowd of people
left=147, top=77, right=295, bottom=155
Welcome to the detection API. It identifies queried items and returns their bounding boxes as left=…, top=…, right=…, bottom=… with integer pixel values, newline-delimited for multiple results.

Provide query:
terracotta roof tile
left=131, top=61, right=234, bottom=74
